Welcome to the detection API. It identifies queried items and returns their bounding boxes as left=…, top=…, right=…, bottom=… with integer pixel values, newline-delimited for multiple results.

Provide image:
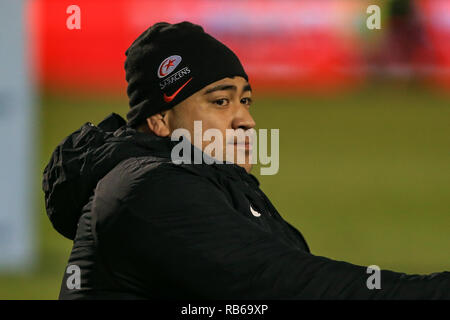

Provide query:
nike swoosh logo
left=250, top=205, right=261, bottom=217
left=163, top=77, right=193, bottom=103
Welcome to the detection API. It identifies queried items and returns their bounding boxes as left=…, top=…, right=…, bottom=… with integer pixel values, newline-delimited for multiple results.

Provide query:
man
left=43, top=21, right=450, bottom=299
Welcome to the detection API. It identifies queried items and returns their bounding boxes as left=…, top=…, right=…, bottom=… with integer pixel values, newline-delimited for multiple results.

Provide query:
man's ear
left=145, top=112, right=171, bottom=137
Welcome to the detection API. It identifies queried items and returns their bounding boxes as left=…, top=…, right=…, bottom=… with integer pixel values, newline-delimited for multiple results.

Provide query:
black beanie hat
left=125, top=21, right=249, bottom=127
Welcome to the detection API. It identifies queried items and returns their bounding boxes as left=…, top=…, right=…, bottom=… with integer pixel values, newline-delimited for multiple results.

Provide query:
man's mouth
left=228, top=138, right=252, bottom=151
left=234, top=141, right=252, bottom=151
left=226, top=131, right=255, bottom=152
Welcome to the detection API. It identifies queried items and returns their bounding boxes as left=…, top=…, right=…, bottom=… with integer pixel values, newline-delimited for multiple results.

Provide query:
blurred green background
left=0, top=82, right=448, bottom=299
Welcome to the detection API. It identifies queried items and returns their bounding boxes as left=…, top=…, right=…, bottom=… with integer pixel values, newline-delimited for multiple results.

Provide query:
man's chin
left=236, top=162, right=252, bottom=173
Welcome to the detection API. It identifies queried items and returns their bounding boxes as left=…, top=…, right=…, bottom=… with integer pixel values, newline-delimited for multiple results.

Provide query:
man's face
left=166, top=76, right=256, bottom=172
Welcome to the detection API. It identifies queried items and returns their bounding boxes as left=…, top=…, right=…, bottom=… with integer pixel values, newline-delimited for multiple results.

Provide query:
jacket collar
left=113, top=122, right=260, bottom=187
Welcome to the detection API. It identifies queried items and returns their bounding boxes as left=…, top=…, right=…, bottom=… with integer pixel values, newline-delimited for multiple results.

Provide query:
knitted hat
left=124, top=21, right=248, bottom=127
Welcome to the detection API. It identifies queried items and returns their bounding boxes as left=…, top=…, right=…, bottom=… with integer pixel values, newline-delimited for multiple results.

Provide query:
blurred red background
left=27, top=0, right=450, bottom=94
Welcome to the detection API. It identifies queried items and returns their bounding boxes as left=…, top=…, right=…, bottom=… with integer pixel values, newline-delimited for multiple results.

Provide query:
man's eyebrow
left=204, top=83, right=252, bottom=95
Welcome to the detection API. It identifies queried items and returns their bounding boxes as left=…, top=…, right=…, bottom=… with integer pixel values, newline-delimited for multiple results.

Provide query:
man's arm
left=94, top=162, right=450, bottom=299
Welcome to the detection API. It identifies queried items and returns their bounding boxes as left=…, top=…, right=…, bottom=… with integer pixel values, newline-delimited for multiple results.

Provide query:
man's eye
left=213, top=98, right=229, bottom=106
left=241, top=97, right=252, bottom=105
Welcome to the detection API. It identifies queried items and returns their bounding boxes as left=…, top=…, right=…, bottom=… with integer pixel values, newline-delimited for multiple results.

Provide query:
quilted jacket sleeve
left=93, top=162, right=450, bottom=299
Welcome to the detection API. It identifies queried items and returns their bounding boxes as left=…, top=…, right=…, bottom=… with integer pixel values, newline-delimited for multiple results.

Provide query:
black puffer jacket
left=43, top=113, right=450, bottom=299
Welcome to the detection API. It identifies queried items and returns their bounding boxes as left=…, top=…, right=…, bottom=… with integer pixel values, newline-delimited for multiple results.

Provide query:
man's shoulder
left=97, top=157, right=191, bottom=193
left=91, top=157, right=229, bottom=231
left=94, top=156, right=222, bottom=203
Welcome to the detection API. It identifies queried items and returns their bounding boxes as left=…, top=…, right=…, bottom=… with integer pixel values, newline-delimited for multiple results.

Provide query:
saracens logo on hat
left=157, top=55, right=182, bottom=78
left=157, top=54, right=193, bottom=103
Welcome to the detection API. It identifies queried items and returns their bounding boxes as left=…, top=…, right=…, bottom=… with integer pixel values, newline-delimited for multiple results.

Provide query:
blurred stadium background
left=0, top=0, right=449, bottom=299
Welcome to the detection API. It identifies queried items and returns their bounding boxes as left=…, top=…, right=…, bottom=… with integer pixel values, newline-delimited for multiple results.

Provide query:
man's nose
left=231, top=106, right=256, bottom=130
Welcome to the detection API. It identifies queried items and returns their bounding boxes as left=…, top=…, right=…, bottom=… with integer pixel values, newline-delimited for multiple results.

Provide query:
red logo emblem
left=163, top=77, right=193, bottom=103
left=157, top=55, right=182, bottom=78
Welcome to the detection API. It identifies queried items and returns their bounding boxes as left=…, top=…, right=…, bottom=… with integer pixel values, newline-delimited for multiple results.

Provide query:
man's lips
left=229, top=141, right=252, bottom=150
left=226, top=131, right=255, bottom=151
